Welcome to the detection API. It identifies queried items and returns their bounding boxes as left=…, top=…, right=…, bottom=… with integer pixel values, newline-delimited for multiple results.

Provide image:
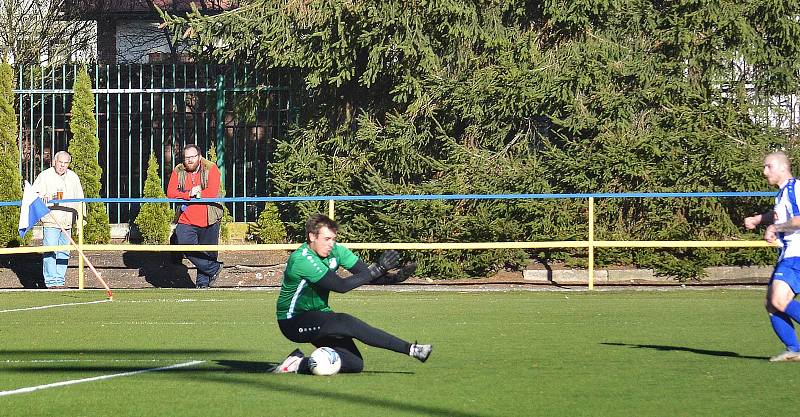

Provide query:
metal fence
left=15, top=64, right=293, bottom=223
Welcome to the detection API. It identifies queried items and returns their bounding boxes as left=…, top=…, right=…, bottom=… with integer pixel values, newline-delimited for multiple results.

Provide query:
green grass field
left=0, top=288, right=795, bottom=416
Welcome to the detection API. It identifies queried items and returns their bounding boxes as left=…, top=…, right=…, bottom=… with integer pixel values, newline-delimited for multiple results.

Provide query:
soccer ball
left=309, top=347, right=341, bottom=376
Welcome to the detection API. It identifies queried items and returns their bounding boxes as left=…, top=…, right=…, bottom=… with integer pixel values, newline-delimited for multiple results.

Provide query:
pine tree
left=68, top=66, right=110, bottom=243
left=0, top=61, right=23, bottom=247
left=163, top=1, right=794, bottom=278
left=134, top=153, right=173, bottom=244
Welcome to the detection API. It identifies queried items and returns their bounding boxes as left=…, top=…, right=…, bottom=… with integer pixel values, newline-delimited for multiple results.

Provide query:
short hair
left=766, top=151, right=792, bottom=172
left=52, top=150, right=71, bottom=165
left=183, top=144, right=202, bottom=156
left=306, top=213, right=338, bottom=239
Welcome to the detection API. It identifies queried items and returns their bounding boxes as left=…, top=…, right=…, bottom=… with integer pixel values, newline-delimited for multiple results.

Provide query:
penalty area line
left=0, top=360, right=205, bottom=397
left=0, top=299, right=112, bottom=313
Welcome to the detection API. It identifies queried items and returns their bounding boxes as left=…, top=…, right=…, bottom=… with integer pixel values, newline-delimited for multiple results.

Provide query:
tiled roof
left=71, top=0, right=237, bottom=14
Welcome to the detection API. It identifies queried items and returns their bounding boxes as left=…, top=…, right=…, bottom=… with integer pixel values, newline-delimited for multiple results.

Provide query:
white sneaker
left=769, top=350, right=800, bottom=362
left=273, top=349, right=304, bottom=373
left=410, top=343, right=432, bottom=363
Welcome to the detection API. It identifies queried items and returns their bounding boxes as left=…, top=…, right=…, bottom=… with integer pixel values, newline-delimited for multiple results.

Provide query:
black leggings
left=278, top=311, right=411, bottom=373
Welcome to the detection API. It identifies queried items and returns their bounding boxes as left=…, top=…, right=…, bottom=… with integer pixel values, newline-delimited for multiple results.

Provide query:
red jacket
left=166, top=159, right=222, bottom=227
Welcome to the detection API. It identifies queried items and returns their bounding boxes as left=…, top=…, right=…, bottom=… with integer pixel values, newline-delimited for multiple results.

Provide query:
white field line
left=0, top=360, right=205, bottom=397
left=0, top=299, right=111, bottom=314
left=2, top=359, right=197, bottom=364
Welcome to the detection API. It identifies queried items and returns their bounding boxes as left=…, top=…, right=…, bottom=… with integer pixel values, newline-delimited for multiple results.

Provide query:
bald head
left=764, top=152, right=793, bottom=186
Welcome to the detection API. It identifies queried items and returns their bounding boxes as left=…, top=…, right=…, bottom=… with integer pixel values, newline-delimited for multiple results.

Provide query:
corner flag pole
left=50, top=215, right=113, bottom=301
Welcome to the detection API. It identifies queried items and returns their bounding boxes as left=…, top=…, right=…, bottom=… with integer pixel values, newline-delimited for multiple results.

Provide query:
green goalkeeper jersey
left=276, top=242, right=359, bottom=320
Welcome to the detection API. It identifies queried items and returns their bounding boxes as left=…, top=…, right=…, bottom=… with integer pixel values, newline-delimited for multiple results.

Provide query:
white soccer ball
left=309, top=347, right=341, bottom=376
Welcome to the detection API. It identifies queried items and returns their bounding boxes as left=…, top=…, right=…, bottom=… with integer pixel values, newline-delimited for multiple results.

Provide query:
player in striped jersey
left=272, top=213, right=431, bottom=374
left=745, top=152, right=800, bottom=361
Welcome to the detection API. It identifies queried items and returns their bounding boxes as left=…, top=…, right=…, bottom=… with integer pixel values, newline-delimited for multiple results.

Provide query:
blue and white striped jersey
left=774, top=178, right=800, bottom=259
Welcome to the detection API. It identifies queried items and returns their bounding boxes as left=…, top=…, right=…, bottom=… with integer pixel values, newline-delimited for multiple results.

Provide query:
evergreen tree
left=68, top=66, right=110, bottom=243
left=249, top=202, right=286, bottom=243
left=163, top=1, right=799, bottom=278
left=0, top=61, right=23, bottom=247
left=134, top=153, right=173, bottom=244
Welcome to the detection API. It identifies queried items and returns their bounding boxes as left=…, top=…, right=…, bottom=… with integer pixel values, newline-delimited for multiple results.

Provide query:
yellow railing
left=1, top=198, right=773, bottom=290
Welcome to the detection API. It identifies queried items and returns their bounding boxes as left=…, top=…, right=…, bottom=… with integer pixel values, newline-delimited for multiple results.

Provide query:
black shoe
left=209, top=267, right=221, bottom=287
left=196, top=283, right=209, bottom=289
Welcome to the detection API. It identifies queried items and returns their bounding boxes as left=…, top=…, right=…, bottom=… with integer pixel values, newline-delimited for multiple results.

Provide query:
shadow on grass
left=187, top=372, right=487, bottom=417
left=0, top=348, right=247, bottom=357
left=4, top=357, right=478, bottom=417
left=215, top=360, right=415, bottom=375
left=601, top=342, right=769, bottom=360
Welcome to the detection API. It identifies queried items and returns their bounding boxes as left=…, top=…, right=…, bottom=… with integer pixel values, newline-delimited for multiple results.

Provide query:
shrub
left=249, top=203, right=287, bottom=243
left=134, top=153, right=173, bottom=244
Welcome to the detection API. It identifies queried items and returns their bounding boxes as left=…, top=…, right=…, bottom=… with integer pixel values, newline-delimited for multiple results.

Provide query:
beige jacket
left=31, top=167, right=85, bottom=229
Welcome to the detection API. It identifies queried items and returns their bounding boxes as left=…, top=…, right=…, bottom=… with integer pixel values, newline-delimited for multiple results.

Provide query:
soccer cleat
left=410, top=342, right=432, bottom=363
left=769, top=350, right=800, bottom=362
left=272, top=349, right=304, bottom=373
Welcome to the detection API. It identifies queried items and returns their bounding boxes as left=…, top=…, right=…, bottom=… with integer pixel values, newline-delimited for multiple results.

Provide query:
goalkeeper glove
left=371, top=262, right=417, bottom=284
left=368, top=250, right=400, bottom=279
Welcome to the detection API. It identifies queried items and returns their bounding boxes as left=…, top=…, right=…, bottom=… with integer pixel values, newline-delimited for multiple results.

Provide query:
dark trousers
left=279, top=311, right=412, bottom=373
left=175, top=222, right=221, bottom=286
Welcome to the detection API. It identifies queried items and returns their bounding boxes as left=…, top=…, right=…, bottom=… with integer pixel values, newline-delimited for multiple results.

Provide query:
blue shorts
left=771, top=257, right=800, bottom=294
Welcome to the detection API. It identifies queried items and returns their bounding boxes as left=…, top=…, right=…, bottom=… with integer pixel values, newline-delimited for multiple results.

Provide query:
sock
left=784, top=300, right=800, bottom=323
left=770, top=312, right=800, bottom=351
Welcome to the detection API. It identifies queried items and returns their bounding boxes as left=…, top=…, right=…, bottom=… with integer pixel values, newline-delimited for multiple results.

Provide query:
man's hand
left=765, top=224, right=778, bottom=244
left=744, top=215, right=762, bottom=230
left=391, top=262, right=417, bottom=283
left=190, top=185, right=202, bottom=198
left=371, top=262, right=417, bottom=284
left=368, top=250, right=400, bottom=278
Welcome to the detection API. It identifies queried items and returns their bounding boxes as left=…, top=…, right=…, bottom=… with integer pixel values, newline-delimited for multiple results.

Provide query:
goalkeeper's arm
left=313, top=251, right=400, bottom=293
left=314, top=263, right=373, bottom=294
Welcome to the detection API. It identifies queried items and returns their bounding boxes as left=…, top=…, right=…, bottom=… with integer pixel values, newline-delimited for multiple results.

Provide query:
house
left=69, top=0, right=238, bottom=64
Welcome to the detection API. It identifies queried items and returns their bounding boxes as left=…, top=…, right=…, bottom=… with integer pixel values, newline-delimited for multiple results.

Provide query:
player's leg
left=278, top=311, right=432, bottom=373
left=317, top=312, right=432, bottom=362
left=766, top=260, right=800, bottom=361
left=311, top=336, right=363, bottom=373
left=316, top=312, right=410, bottom=354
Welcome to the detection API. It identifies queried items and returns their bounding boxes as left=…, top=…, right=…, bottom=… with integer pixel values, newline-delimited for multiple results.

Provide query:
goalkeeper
left=272, top=213, right=432, bottom=374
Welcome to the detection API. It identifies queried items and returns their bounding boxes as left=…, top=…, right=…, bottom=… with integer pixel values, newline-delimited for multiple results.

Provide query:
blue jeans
left=42, top=227, right=70, bottom=287
left=174, top=222, right=221, bottom=286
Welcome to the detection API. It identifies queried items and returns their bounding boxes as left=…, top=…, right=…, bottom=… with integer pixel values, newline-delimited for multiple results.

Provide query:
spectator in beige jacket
left=32, top=151, right=84, bottom=289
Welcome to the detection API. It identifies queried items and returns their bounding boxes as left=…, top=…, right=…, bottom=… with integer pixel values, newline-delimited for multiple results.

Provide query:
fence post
left=78, top=202, right=85, bottom=290
left=215, top=71, right=226, bottom=184
left=588, top=197, right=594, bottom=290
left=328, top=199, right=335, bottom=220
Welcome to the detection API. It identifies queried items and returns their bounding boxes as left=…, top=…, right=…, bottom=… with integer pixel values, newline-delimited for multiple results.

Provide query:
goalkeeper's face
left=309, top=226, right=337, bottom=258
